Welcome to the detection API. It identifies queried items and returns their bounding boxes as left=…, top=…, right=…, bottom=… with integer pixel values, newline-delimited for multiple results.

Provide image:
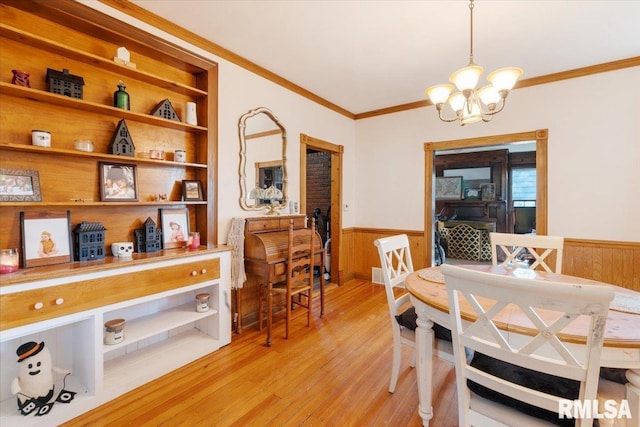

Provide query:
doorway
left=300, top=134, right=344, bottom=285
left=424, top=129, right=549, bottom=267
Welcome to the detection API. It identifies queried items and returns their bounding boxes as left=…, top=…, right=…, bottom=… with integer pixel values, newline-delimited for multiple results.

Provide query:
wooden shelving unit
left=0, top=2, right=226, bottom=425
left=0, top=0, right=218, bottom=247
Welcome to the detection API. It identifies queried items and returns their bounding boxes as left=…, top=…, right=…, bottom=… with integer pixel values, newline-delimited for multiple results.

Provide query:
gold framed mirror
left=238, top=107, right=288, bottom=214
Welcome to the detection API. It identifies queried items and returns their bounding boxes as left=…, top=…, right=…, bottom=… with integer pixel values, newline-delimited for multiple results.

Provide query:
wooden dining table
left=405, top=264, right=640, bottom=427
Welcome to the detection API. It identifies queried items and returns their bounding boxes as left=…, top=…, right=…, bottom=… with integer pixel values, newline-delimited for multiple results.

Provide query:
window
left=512, top=168, right=536, bottom=207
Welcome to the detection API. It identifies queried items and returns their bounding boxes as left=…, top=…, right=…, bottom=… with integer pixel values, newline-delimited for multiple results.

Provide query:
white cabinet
left=0, top=249, right=231, bottom=426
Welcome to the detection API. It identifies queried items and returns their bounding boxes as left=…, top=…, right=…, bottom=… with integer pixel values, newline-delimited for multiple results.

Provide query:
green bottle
left=114, top=81, right=130, bottom=110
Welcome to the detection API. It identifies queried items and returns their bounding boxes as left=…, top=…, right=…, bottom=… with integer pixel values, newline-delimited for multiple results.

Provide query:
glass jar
left=0, top=249, right=19, bottom=274
left=104, top=318, right=126, bottom=345
left=113, top=81, right=130, bottom=110
left=196, top=293, right=210, bottom=313
left=188, top=232, right=200, bottom=249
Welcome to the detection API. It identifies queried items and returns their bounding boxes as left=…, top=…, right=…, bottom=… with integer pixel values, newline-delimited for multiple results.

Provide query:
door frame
left=424, top=129, right=549, bottom=267
left=300, top=133, right=344, bottom=285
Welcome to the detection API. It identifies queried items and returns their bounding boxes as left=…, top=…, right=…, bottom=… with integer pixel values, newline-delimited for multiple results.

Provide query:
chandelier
left=425, top=0, right=523, bottom=125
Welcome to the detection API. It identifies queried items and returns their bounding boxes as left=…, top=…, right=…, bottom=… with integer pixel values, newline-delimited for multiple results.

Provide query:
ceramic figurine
left=11, top=70, right=30, bottom=87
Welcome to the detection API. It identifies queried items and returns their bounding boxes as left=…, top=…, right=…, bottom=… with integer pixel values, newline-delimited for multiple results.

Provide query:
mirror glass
left=238, top=107, right=287, bottom=214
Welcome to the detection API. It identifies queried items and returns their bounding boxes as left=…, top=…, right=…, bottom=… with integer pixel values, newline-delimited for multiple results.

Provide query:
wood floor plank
left=62, top=279, right=459, bottom=426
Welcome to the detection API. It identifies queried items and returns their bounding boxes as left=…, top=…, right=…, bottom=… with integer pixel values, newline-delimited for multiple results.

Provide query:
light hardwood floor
left=63, top=279, right=459, bottom=426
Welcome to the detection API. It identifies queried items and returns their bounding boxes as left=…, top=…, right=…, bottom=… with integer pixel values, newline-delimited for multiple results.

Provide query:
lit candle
left=0, top=249, right=19, bottom=274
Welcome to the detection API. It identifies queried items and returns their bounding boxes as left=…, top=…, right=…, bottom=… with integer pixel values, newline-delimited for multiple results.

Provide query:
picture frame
left=20, top=210, right=73, bottom=268
left=0, top=169, right=42, bottom=202
left=464, top=188, right=481, bottom=200
left=481, top=183, right=496, bottom=201
left=99, top=162, right=138, bottom=202
left=159, top=208, right=190, bottom=249
left=435, top=176, right=463, bottom=200
left=182, top=180, right=203, bottom=202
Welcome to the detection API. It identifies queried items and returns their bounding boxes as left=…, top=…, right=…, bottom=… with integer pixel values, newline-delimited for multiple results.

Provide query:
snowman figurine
left=11, top=341, right=71, bottom=415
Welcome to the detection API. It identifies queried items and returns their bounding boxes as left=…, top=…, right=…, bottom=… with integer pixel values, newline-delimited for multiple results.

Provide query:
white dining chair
left=490, top=232, right=564, bottom=273
left=441, top=263, right=618, bottom=427
left=374, top=234, right=453, bottom=393
left=374, top=235, right=417, bottom=393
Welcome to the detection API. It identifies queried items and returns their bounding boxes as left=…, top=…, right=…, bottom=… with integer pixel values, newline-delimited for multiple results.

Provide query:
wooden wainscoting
left=563, top=238, right=640, bottom=292
left=345, top=228, right=426, bottom=282
left=345, top=228, right=640, bottom=291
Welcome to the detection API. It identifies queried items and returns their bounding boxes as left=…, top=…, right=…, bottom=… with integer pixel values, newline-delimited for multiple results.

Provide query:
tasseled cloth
left=227, top=218, right=246, bottom=289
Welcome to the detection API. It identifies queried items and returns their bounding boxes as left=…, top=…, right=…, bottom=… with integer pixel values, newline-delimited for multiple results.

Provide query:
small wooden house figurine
left=134, top=217, right=162, bottom=253
left=151, top=99, right=180, bottom=122
left=74, top=221, right=106, bottom=261
left=110, top=119, right=135, bottom=156
left=46, top=68, right=84, bottom=99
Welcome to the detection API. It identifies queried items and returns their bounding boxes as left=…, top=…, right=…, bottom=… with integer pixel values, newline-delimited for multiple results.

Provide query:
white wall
left=85, top=2, right=356, bottom=244
left=355, top=67, right=640, bottom=242
left=87, top=2, right=639, bottom=243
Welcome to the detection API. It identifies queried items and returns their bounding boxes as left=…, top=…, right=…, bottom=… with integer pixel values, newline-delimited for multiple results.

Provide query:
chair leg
left=307, top=288, right=312, bottom=327
left=285, top=291, right=291, bottom=339
left=258, top=284, right=264, bottom=331
left=266, top=283, right=273, bottom=347
left=319, top=270, right=325, bottom=317
left=389, top=340, right=401, bottom=393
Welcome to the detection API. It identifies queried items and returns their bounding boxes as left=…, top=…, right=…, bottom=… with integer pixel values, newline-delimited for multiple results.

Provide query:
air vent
left=371, top=267, right=384, bottom=285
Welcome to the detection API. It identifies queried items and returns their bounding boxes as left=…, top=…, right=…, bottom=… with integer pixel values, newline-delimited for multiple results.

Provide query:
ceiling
left=131, top=0, right=640, bottom=115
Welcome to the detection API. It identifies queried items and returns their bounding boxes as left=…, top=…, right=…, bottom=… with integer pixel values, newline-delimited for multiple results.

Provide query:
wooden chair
left=259, top=219, right=314, bottom=347
left=490, top=232, right=564, bottom=273
left=441, top=263, right=616, bottom=427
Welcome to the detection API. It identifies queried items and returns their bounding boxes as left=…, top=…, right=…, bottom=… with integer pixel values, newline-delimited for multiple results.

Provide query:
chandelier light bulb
left=449, top=64, right=483, bottom=91
left=487, top=67, right=523, bottom=91
left=425, top=84, right=454, bottom=105
left=448, top=92, right=466, bottom=113
left=478, top=85, right=501, bottom=107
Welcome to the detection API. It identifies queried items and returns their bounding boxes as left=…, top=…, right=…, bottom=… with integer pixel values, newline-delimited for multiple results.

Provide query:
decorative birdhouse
left=73, top=221, right=106, bottom=261
left=46, top=68, right=84, bottom=99
left=151, top=99, right=180, bottom=122
left=134, top=217, right=162, bottom=253
left=110, top=119, right=135, bottom=156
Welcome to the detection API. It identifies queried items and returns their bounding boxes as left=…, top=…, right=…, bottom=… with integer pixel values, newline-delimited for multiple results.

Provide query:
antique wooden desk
left=406, top=265, right=640, bottom=427
left=242, top=215, right=324, bottom=340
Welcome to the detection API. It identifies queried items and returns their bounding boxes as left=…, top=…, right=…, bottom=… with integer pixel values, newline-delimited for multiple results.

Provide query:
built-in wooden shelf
left=0, top=142, right=207, bottom=168
left=0, top=23, right=208, bottom=98
left=0, top=83, right=208, bottom=133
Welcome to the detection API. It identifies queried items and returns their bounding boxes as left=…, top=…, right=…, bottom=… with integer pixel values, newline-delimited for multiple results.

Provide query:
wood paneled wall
left=563, top=238, right=640, bottom=291
left=344, top=228, right=640, bottom=292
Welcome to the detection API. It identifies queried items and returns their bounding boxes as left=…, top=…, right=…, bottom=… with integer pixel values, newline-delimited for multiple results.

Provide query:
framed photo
left=160, top=208, right=190, bottom=249
left=99, top=162, right=138, bottom=202
left=435, top=176, right=463, bottom=200
left=481, top=183, right=496, bottom=201
left=0, top=169, right=42, bottom=202
left=182, top=180, right=203, bottom=201
left=20, top=211, right=73, bottom=268
left=464, top=188, right=481, bottom=200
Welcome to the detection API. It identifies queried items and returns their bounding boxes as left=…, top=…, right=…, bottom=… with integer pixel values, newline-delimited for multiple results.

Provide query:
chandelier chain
left=469, top=0, right=475, bottom=65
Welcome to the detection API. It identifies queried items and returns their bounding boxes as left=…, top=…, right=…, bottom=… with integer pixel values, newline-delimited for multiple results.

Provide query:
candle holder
left=0, top=248, right=19, bottom=274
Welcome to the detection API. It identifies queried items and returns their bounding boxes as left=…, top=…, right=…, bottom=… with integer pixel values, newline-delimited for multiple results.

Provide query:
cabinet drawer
left=245, top=215, right=306, bottom=233
left=0, top=257, right=220, bottom=331
left=280, top=217, right=305, bottom=229
left=246, top=218, right=281, bottom=232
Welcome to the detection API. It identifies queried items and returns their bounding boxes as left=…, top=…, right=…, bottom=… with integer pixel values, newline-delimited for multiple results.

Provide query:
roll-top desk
left=241, top=215, right=324, bottom=334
